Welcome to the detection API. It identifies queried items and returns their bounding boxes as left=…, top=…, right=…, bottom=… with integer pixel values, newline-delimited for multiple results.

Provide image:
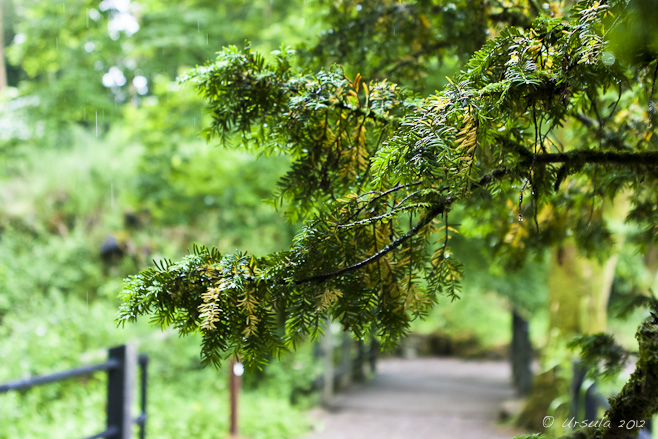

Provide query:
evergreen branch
left=336, top=201, right=424, bottom=230
left=528, top=150, right=658, bottom=167
left=334, top=101, right=400, bottom=126
left=294, top=201, right=449, bottom=285
left=382, top=40, right=452, bottom=77
left=312, top=148, right=658, bottom=289
left=342, top=181, right=421, bottom=223
left=474, top=167, right=511, bottom=187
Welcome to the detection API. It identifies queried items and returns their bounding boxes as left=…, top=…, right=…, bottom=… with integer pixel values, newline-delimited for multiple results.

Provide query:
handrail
left=0, top=359, right=120, bottom=393
left=81, top=426, right=119, bottom=439
left=0, top=345, right=147, bottom=439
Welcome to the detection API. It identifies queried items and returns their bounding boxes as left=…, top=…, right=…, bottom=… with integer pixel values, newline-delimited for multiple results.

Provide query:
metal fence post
left=369, top=338, right=377, bottom=375
left=322, top=317, right=334, bottom=407
left=571, top=361, right=587, bottom=421
left=511, top=309, right=533, bottom=395
left=339, top=332, right=352, bottom=390
left=353, top=341, right=365, bottom=382
left=107, top=344, right=137, bottom=439
left=136, top=354, right=149, bottom=439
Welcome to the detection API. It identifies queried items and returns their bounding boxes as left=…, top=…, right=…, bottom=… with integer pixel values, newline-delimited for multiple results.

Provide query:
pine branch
left=528, top=150, right=658, bottom=167
left=334, top=101, right=400, bottom=126
left=294, top=201, right=449, bottom=285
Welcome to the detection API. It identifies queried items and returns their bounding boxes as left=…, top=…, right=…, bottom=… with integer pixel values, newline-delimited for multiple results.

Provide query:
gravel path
left=303, top=357, right=526, bottom=439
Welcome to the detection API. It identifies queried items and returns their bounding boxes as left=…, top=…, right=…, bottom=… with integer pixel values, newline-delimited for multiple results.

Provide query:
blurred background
left=0, top=1, right=654, bottom=438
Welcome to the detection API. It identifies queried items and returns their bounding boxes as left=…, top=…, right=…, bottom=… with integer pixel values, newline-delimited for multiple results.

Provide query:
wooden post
left=107, top=344, right=137, bottom=439
left=229, top=359, right=242, bottom=438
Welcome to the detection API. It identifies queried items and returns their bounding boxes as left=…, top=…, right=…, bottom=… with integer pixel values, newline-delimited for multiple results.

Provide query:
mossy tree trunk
left=517, top=317, right=658, bottom=439
left=547, top=241, right=618, bottom=341
left=519, top=195, right=629, bottom=432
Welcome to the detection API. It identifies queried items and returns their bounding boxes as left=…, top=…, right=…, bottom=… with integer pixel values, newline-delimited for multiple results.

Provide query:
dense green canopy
left=119, top=0, right=658, bottom=369
left=115, top=2, right=658, bottom=438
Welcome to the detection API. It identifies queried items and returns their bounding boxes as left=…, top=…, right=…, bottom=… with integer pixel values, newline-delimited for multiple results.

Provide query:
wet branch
left=294, top=201, right=449, bottom=285
left=529, top=150, right=658, bottom=167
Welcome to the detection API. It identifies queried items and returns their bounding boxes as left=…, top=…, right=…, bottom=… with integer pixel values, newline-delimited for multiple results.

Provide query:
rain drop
left=518, top=214, right=524, bottom=222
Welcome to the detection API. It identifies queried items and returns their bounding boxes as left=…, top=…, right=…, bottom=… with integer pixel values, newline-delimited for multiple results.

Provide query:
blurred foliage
left=0, top=0, right=321, bottom=437
left=567, top=333, right=630, bottom=380
left=2, top=0, right=320, bottom=138
left=2, top=0, right=658, bottom=437
left=0, top=124, right=314, bottom=438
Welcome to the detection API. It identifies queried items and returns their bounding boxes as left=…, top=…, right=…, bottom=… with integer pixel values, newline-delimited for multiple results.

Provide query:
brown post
left=229, top=358, right=242, bottom=438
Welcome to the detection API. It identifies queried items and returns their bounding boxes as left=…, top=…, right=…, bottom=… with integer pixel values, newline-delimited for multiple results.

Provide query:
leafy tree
left=4, top=0, right=317, bottom=141
left=118, top=1, right=658, bottom=437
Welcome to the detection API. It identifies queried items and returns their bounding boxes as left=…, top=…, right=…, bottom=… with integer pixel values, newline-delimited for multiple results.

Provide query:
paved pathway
left=303, top=357, right=526, bottom=439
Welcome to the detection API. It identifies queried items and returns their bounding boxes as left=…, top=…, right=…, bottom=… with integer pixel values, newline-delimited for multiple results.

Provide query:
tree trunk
left=519, top=194, right=629, bottom=433
left=552, top=317, right=658, bottom=439
left=547, top=241, right=617, bottom=340
left=0, top=0, right=8, bottom=91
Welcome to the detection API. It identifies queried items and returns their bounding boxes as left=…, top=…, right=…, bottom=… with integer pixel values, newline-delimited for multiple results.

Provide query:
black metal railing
left=572, top=362, right=652, bottom=439
left=0, top=344, right=147, bottom=439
